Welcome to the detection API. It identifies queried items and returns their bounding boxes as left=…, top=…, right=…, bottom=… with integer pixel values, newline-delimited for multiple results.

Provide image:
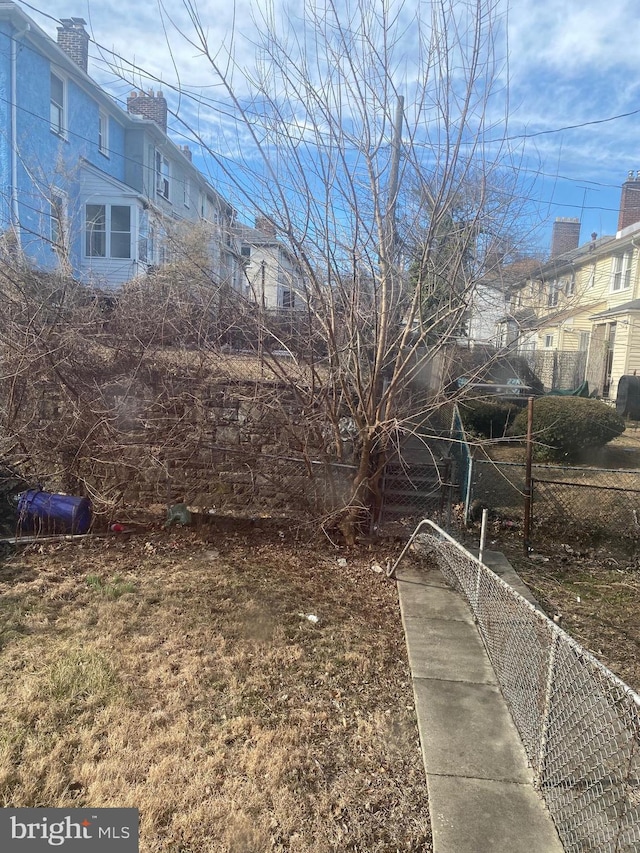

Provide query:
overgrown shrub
left=510, top=397, right=625, bottom=461
left=460, top=399, right=521, bottom=438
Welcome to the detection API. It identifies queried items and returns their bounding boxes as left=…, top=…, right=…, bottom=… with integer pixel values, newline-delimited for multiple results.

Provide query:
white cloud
left=19, top=0, right=640, bottom=240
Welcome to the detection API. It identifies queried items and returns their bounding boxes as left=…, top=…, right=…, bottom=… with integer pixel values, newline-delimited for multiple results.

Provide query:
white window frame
left=85, top=203, right=133, bottom=260
left=155, top=151, right=170, bottom=200
left=98, top=110, right=109, bottom=156
left=544, top=334, right=554, bottom=349
left=547, top=280, right=560, bottom=308
left=280, top=286, right=296, bottom=309
left=183, top=177, right=190, bottom=208
left=50, top=188, right=67, bottom=253
left=611, top=251, right=632, bottom=292
left=50, top=71, right=66, bottom=137
left=566, top=274, right=575, bottom=296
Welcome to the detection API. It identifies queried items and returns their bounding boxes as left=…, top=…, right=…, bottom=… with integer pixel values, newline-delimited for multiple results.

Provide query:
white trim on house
left=78, top=162, right=146, bottom=287
left=610, top=250, right=632, bottom=292
left=98, top=110, right=109, bottom=157
left=50, top=69, right=67, bottom=138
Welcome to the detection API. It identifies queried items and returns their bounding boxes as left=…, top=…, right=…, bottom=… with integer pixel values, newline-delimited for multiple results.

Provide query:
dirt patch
left=0, top=528, right=429, bottom=852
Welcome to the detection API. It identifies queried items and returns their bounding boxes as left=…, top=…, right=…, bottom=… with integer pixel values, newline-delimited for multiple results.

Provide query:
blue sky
left=18, top=0, right=640, bottom=255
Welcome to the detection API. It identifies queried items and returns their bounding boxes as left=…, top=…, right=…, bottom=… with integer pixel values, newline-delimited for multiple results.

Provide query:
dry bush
left=0, top=258, right=333, bottom=520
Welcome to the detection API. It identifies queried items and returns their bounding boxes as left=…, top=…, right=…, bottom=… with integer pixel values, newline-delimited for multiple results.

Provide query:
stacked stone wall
left=5, top=370, right=353, bottom=520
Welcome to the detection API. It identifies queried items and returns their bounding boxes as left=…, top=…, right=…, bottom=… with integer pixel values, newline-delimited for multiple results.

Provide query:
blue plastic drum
left=17, top=490, right=92, bottom=535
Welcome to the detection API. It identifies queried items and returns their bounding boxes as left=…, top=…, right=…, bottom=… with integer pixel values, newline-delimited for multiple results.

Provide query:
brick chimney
left=57, top=18, right=89, bottom=73
left=255, top=216, right=277, bottom=237
left=550, top=217, right=581, bottom=257
left=618, top=170, right=640, bottom=231
left=127, top=90, right=168, bottom=133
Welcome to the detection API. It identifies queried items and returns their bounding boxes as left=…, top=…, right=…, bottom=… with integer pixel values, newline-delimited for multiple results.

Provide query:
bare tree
left=110, top=0, right=519, bottom=538
left=0, top=0, right=533, bottom=539
left=131, top=0, right=529, bottom=539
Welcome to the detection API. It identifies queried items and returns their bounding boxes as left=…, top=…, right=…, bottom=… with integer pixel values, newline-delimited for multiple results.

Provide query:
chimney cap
left=59, top=17, right=88, bottom=27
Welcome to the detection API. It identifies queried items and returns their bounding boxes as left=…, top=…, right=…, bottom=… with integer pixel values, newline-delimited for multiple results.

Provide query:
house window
left=50, top=189, right=67, bottom=251
left=85, top=204, right=132, bottom=259
left=98, top=111, right=109, bottom=155
left=547, top=281, right=560, bottom=307
left=579, top=331, right=590, bottom=352
left=241, top=246, right=251, bottom=258
left=86, top=205, right=106, bottom=257
left=611, top=251, right=632, bottom=292
left=281, top=288, right=295, bottom=309
left=183, top=177, right=190, bottom=208
left=566, top=274, right=575, bottom=296
left=50, top=72, right=65, bottom=136
left=110, top=206, right=132, bottom=258
left=544, top=334, right=554, bottom=349
left=155, top=152, right=170, bottom=200
left=588, top=264, right=596, bottom=289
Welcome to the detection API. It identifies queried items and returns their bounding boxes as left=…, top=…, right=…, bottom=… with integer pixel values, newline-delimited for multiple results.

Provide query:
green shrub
left=460, top=399, right=521, bottom=438
left=509, top=397, right=625, bottom=461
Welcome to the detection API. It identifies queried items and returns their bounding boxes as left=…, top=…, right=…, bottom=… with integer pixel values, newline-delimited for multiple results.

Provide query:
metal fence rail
left=401, top=520, right=640, bottom=853
left=162, top=445, right=357, bottom=518
left=450, top=404, right=473, bottom=521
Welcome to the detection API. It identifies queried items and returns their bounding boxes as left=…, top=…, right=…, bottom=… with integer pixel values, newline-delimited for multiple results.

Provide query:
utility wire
left=17, top=0, right=640, bottom=153
left=8, top=0, right=633, bottom=226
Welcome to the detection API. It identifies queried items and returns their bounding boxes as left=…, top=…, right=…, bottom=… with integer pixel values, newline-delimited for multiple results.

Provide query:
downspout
left=11, top=23, right=30, bottom=235
left=632, top=236, right=640, bottom=300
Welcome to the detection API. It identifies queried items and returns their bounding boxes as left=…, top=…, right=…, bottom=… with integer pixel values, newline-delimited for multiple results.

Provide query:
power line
left=17, top=0, right=640, bottom=158
left=0, top=90, right=626, bottom=224
left=504, top=108, right=640, bottom=141
left=5, top=0, right=632, bottom=228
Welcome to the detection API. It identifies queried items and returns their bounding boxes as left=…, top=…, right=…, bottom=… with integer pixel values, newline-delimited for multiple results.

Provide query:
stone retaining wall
left=5, top=368, right=354, bottom=519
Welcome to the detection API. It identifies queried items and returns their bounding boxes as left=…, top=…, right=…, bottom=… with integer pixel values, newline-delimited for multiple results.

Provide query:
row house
left=0, top=2, right=242, bottom=291
left=498, top=174, right=640, bottom=400
left=466, top=256, right=541, bottom=347
left=236, top=217, right=306, bottom=310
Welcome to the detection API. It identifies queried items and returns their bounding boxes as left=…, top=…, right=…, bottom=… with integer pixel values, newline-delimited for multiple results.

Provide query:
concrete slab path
left=396, top=558, right=564, bottom=853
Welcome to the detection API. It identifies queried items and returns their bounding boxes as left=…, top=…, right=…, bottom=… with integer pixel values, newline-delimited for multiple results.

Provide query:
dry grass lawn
left=0, top=525, right=430, bottom=852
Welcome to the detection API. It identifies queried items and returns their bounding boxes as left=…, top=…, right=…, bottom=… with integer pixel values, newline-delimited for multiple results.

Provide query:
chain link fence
left=470, top=459, right=640, bottom=543
left=378, top=458, right=452, bottom=526
left=532, top=472, right=640, bottom=540
left=518, top=350, right=587, bottom=392
left=160, top=445, right=357, bottom=519
left=412, top=521, right=640, bottom=853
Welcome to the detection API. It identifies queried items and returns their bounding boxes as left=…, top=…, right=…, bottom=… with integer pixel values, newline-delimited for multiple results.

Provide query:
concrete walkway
left=396, top=555, right=564, bottom=853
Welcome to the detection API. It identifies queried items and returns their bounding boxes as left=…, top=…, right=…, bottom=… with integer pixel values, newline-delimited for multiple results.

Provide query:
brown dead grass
left=0, top=528, right=430, bottom=852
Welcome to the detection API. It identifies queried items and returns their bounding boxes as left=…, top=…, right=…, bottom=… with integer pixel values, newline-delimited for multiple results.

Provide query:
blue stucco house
left=0, top=2, right=242, bottom=290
